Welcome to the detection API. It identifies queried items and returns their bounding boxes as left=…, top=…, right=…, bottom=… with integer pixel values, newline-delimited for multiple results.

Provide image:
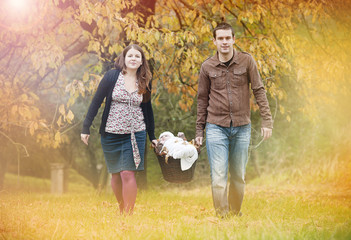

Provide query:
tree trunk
left=0, top=134, right=16, bottom=191
left=0, top=157, right=7, bottom=191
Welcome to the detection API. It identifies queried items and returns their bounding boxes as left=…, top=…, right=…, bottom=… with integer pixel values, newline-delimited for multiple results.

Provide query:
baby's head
left=159, top=131, right=174, bottom=144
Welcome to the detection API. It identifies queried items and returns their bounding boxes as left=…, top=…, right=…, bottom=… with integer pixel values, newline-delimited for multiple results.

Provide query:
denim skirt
left=101, top=131, right=146, bottom=173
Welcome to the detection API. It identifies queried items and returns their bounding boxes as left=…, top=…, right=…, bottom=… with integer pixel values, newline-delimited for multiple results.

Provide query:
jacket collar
left=209, top=49, right=238, bottom=67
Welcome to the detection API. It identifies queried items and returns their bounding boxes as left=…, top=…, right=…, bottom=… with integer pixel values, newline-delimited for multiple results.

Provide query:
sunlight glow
left=0, top=0, right=38, bottom=31
left=7, top=0, right=28, bottom=11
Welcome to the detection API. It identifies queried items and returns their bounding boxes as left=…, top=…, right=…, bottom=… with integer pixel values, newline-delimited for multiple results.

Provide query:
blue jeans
left=206, top=122, right=251, bottom=216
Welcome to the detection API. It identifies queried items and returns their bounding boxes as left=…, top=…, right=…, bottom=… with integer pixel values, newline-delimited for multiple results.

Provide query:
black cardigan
left=81, top=69, right=156, bottom=141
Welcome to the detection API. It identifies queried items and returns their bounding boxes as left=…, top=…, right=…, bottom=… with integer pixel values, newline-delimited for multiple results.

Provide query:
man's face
left=213, top=29, right=235, bottom=55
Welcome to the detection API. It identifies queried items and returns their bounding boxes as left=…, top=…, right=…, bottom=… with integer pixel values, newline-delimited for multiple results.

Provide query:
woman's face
left=124, top=48, right=142, bottom=71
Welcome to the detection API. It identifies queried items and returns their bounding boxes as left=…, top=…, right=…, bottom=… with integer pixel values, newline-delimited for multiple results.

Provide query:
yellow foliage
left=1, top=0, right=350, bottom=150
left=66, top=110, right=74, bottom=123
left=59, top=104, right=65, bottom=116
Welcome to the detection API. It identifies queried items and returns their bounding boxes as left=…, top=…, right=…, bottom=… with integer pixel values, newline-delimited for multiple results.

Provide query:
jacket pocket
left=233, top=68, right=248, bottom=86
left=209, top=71, right=225, bottom=90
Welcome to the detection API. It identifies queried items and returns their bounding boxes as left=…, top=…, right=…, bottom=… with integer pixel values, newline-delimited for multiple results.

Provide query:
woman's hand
left=151, top=139, right=158, bottom=148
left=81, top=134, right=90, bottom=145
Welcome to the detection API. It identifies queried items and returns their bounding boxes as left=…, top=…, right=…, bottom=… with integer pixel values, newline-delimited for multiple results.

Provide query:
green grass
left=1, top=173, right=350, bottom=240
left=1, top=169, right=94, bottom=194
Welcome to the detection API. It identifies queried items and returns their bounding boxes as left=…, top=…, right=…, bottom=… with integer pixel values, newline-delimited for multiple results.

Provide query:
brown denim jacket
left=196, top=50, right=273, bottom=138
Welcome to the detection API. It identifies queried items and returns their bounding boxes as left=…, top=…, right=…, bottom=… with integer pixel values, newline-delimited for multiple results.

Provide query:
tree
left=0, top=0, right=159, bottom=188
left=1, top=0, right=350, bottom=188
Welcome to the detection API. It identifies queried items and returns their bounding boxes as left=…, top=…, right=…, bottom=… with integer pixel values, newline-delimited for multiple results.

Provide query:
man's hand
left=195, top=137, right=203, bottom=146
left=81, top=133, right=90, bottom=145
left=261, top=127, right=272, bottom=140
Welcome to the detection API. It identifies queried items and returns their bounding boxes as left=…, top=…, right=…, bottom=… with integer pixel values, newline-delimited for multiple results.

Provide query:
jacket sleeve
left=248, top=55, right=273, bottom=129
left=81, top=71, right=113, bottom=134
left=141, top=100, right=156, bottom=141
left=196, top=64, right=210, bottom=138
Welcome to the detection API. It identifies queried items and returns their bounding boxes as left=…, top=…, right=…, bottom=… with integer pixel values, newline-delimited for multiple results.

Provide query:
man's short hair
left=213, top=22, right=235, bottom=39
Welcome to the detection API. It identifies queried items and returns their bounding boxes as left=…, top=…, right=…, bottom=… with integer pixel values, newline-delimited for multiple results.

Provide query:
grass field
left=1, top=172, right=350, bottom=240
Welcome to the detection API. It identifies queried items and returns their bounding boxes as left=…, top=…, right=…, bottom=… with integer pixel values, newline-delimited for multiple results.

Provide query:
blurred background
left=1, top=0, right=350, bottom=192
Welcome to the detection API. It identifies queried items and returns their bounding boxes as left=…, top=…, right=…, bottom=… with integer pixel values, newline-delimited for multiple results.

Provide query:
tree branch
left=172, top=5, right=184, bottom=29
left=216, top=0, right=255, bottom=37
left=0, top=131, right=29, bottom=157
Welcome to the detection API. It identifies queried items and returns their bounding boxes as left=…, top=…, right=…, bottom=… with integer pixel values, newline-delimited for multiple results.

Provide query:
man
left=195, top=22, right=273, bottom=218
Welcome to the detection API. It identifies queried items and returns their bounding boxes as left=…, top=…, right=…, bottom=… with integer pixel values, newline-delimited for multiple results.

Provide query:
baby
left=157, top=131, right=198, bottom=171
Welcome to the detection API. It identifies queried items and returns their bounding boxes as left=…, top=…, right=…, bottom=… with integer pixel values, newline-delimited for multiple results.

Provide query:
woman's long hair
left=114, top=44, right=152, bottom=94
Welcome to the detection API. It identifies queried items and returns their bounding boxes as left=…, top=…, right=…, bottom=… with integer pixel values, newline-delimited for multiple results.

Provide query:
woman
left=81, top=44, right=158, bottom=215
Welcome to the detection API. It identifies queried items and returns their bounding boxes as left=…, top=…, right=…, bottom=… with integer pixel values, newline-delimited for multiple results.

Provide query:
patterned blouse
left=105, top=73, right=146, bottom=168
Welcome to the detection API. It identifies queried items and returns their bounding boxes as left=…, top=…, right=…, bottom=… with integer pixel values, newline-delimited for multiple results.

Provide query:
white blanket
left=161, top=136, right=198, bottom=171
